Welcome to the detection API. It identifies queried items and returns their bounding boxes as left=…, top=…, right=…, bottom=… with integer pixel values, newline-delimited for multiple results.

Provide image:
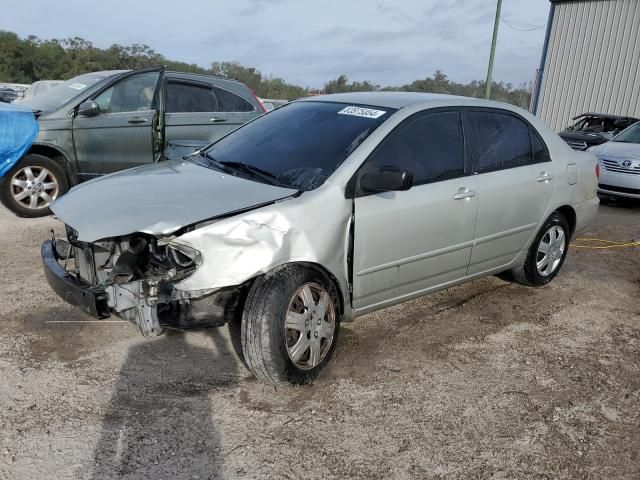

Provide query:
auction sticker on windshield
left=338, top=106, right=387, bottom=119
left=69, top=83, right=87, bottom=90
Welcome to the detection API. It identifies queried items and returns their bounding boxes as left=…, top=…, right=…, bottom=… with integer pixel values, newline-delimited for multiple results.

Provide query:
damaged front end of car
left=42, top=226, right=248, bottom=337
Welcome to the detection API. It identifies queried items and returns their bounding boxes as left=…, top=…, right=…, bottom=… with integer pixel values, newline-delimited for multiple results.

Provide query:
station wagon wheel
left=0, top=154, right=69, bottom=218
left=511, top=211, right=570, bottom=287
left=10, top=166, right=60, bottom=211
left=284, top=283, right=336, bottom=370
left=241, top=264, right=341, bottom=385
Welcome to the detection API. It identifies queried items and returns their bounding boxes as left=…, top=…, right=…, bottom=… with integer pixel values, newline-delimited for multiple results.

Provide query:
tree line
left=0, top=31, right=531, bottom=108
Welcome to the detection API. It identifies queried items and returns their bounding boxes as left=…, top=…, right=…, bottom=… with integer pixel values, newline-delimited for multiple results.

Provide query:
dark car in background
left=559, top=112, right=638, bottom=151
left=0, top=67, right=265, bottom=217
left=0, top=87, right=18, bottom=103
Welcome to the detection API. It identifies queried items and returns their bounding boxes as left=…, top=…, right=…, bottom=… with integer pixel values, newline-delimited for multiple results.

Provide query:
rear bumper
left=41, top=240, right=110, bottom=319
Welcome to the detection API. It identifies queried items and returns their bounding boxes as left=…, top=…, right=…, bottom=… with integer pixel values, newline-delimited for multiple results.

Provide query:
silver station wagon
left=42, top=92, right=600, bottom=384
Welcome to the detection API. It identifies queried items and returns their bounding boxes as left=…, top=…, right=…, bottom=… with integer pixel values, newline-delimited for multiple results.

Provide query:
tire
left=512, top=211, right=570, bottom=287
left=0, top=154, right=69, bottom=218
left=241, top=264, right=341, bottom=385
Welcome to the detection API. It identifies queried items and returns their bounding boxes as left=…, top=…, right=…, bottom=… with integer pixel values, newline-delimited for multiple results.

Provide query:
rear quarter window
left=466, top=110, right=534, bottom=172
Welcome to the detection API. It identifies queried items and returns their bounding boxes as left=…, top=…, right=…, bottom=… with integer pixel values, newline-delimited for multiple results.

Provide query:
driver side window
left=360, top=110, right=465, bottom=187
left=94, top=72, right=160, bottom=114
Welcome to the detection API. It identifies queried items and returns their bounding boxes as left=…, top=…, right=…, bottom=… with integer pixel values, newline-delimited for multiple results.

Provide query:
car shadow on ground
left=90, top=327, right=238, bottom=480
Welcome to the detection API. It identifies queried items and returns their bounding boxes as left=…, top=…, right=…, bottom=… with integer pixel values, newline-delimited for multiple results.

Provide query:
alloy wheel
left=10, top=166, right=59, bottom=210
left=284, top=282, right=336, bottom=370
left=536, top=225, right=566, bottom=276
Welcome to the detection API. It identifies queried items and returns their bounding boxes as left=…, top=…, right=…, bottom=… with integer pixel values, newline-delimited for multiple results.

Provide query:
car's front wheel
left=512, top=211, right=570, bottom=286
left=0, top=154, right=69, bottom=217
left=241, top=264, right=340, bottom=385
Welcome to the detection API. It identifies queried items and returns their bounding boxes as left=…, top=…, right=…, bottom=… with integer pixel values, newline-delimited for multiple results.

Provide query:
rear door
left=352, top=109, right=478, bottom=310
left=72, top=68, right=164, bottom=178
left=464, top=108, right=557, bottom=275
left=164, top=78, right=259, bottom=145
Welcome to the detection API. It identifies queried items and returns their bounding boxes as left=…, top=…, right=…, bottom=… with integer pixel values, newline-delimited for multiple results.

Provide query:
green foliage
left=324, top=74, right=379, bottom=94
left=0, top=31, right=531, bottom=107
left=336, top=70, right=531, bottom=108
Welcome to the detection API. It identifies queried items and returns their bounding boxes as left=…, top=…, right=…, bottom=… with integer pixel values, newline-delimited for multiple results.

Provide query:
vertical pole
left=485, top=0, right=503, bottom=99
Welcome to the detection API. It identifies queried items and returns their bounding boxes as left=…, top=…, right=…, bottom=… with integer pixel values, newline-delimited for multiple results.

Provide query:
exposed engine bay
left=53, top=226, right=245, bottom=337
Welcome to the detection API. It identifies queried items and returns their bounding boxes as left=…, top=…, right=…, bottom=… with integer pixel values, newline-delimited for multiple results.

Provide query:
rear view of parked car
left=589, top=121, right=640, bottom=199
left=16, top=80, right=63, bottom=103
left=0, top=68, right=264, bottom=217
left=41, top=92, right=599, bottom=385
left=559, top=112, right=638, bottom=150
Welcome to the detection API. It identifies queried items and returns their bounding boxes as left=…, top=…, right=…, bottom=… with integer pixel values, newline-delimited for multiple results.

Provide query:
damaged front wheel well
left=233, top=262, right=345, bottom=319
left=273, top=262, right=345, bottom=317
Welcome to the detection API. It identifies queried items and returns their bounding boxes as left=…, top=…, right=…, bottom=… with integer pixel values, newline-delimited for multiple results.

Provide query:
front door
left=463, top=109, right=557, bottom=275
left=352, top=110, right=478, bottom=311
left=72, top=69, right=164, bottom=178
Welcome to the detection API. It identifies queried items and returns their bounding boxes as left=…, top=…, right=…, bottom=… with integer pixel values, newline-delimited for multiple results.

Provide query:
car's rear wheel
left=0, top=154, right=68, bottom=217
left=241, top=264, right=340, bottom=385
left=512, top=211, right=570, bottom=286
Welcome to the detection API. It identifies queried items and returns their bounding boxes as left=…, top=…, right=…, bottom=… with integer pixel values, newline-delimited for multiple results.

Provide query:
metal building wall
left=536, top=0, right=640, bottom=132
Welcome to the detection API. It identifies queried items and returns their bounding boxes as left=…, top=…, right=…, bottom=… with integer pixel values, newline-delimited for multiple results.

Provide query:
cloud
left=8, top=0, right=549, bottom=89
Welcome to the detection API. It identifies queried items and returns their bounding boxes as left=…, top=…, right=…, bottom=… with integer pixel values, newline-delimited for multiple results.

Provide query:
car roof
left=573, top=112, right=639, bottom=121
left=166, top=70, right=247, bottom=86
left=298, top=91, right=511, bottom=110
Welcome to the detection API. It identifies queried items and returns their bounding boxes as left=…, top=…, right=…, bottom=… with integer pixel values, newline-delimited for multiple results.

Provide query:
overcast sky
left=9, top=0, right=550, bottom=88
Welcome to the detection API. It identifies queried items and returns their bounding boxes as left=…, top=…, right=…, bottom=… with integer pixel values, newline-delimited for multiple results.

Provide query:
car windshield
left=612, top=122, right=640, bottom=144
left=195, top=101, right=394, bottom=190
left=21, top=73, right=111, bottom=113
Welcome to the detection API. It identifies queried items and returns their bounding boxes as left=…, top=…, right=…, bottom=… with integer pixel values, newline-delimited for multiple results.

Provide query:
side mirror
left=77, top=100, right=100, bottom=117
left=359, top=166, right=413, bottom=194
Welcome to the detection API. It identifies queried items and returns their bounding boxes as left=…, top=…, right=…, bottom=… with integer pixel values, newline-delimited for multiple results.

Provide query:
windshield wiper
left=194, top=151, right=233, bottom=174
left=218, top=161, right=285, bottom=187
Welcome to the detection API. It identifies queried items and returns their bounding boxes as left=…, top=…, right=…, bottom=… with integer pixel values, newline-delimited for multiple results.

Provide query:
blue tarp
left=0, top=103, right=39, bottom=177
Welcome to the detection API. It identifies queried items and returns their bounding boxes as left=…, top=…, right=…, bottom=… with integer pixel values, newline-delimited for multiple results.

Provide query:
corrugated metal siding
left=537, top=0, right=640, bottom=131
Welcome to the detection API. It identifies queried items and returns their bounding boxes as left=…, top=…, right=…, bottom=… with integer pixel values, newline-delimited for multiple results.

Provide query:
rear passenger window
left=363, top=111, right=465, bottom=185
left=466, top=111, right=533, bottom=172
left=166, top=82, right=218, bottom=113
left=213, top=86, right=254, bottom=112
left=531, top=130, right=551, bottom=163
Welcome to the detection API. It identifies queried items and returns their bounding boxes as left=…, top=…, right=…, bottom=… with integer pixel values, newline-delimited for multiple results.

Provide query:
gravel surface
left=0, top=199, right=638, bottom=479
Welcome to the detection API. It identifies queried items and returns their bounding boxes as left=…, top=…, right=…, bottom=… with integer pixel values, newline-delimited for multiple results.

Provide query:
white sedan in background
left=589, top=121, right=640, bottom=199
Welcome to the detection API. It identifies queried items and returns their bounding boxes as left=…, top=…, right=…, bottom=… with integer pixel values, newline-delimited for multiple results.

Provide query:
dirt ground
left=0, top=199, right=638, bottom=480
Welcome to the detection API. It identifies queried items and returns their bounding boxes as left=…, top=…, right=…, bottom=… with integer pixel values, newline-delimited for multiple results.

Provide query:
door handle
left=453, top=188, right=477, bottom=200
left=536, top=172, right=553, bottom=182
left=210, top=117, right=226, bottom=123
left=127, top=117, right=148, bottom=124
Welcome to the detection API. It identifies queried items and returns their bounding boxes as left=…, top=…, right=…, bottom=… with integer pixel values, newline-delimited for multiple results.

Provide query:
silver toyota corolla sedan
left=42, top=92, right=600, bottom=384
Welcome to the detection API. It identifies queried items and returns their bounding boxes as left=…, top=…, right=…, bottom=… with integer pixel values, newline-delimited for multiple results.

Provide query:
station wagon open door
left=72, top=67, right=165, bottom=179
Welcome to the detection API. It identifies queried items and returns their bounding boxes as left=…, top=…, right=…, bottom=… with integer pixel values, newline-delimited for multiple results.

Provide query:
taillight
left=250, top=89, right=267, bottom=113
left=595, top=163, right=600, bottom=179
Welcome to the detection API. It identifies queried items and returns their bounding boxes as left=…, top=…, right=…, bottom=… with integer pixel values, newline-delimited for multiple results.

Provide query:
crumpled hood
left=51, top=160, right=298, bottom=242
left=589, top=140, right=640, bottom=160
